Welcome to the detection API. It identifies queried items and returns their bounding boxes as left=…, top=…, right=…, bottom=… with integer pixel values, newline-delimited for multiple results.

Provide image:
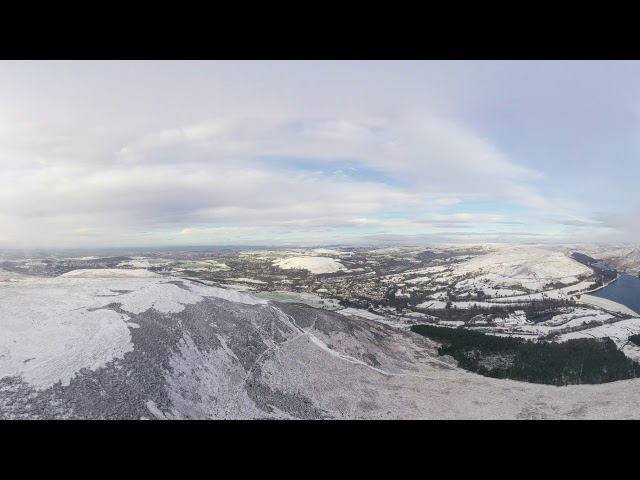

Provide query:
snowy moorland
left=2, top=242, right=640, bottom=419
left=2, top=268, right=640, bottom=419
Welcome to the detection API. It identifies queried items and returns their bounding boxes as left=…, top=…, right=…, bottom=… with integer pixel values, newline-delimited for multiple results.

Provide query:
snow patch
left=227, top=278, right=267, bottom=284
left=61, top=269, right=159, bottom=278
left=338, top=308, right=387, bottom=321
left=417, top=300, right=449, bottom=309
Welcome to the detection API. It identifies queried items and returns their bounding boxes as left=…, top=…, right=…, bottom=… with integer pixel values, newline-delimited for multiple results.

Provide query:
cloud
left=0, top=61, right=617, bottom=248
left=360, top=231, right=550, bottom=245
left=542, top=217, right=604, bottom=227
left=0, top=112, right=574, bottom=247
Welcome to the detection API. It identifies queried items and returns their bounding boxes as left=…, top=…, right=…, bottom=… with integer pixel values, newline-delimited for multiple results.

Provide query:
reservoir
left=588, top=273, right=640, bottom=314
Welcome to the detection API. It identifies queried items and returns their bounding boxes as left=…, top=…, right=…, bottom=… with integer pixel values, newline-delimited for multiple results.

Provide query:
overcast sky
left=1, top=60, right=639, bottom=248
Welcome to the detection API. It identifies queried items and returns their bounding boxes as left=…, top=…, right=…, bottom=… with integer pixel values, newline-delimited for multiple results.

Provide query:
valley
left=2, top=242, right=640, bottom=419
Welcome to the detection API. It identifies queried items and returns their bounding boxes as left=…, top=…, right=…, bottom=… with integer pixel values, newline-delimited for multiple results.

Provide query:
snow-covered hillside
left=450, top=245, right=592, bottom=290
left=3, top=271, right=640, bottom=419
left=547, top=244, right=640, bottom=275
left=273, top=256, right=347, bottom=274
left=0, top=270, right=265, bottom=391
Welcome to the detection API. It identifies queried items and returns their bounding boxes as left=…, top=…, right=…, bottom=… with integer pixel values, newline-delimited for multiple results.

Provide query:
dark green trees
left=410, top=324, right=640, bottom=386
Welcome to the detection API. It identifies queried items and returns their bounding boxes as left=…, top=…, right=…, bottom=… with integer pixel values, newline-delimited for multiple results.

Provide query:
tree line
left=410, top=324, right=640, bottom=386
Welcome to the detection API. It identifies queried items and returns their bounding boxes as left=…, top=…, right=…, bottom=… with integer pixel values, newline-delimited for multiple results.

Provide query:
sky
left=1, top=60, right=639, bottom=248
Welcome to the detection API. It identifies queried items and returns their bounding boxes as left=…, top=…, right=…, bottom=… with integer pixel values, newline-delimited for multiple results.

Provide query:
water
left=588, top=273, right=640, bottom=313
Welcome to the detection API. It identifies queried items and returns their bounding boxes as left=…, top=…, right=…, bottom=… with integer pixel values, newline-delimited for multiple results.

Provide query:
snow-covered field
left=438, top=320, right=465, bottom=327
left=403, top=265, right=450, bottom=276
left=273, top=256, right=347, bottom=274
left=453, top=276, right=527, bottom=297
left=536, top=307, right=611, bottom=327
left=483, top=280, right=596, bottom=303
left=557, top=318, right=640, bottom=363
left=416, top=300, right=449, bottom=309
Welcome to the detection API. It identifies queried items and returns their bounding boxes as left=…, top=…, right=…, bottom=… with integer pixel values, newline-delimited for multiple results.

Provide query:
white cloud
left=0, top=61, right=613, bottom=247
left=0, top=112, right=571, bottom=247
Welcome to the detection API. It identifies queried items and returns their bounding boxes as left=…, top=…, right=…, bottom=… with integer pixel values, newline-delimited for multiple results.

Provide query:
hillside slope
left=2, top=270, right=640, bottom=419
left=451, top=245, right=592, bottom=290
